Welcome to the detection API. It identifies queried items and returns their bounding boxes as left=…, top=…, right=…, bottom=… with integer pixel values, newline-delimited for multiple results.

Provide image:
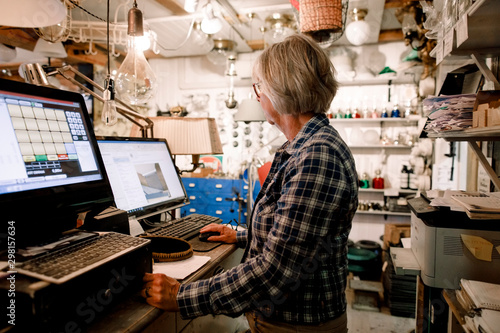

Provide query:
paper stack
left=422, top=94, right=476, bottom=134
left=451, top=193, right=500, bottom=220
left=456, top=279, right=500, bottom=333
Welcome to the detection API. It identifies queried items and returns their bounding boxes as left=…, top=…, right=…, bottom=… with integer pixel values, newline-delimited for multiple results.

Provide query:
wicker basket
left=300, top=0, right=343, bottom=33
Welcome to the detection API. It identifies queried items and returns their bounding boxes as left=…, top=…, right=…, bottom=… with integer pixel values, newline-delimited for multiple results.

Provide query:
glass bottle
left=372, top=169, right=385, bottom=189
left=391, top=103, right=401, bottom=118
left=359, top=172, right=370, bottom=189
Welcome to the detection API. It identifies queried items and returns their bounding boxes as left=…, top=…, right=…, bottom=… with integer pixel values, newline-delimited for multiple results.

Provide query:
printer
left=392, top=196, right=500, bottom=289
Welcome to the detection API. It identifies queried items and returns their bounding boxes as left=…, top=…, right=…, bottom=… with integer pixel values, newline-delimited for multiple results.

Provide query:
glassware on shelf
left=372, top=169, right=385, bottom=189
left=359, top=172, right=370, bottom=189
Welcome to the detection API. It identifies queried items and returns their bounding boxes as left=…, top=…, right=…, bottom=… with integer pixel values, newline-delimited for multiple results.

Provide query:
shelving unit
left=427, top=127, right=500, bottom=190
left=332, top=117, right=422, bottom=222
left=431, top=0, right=500, bottom=89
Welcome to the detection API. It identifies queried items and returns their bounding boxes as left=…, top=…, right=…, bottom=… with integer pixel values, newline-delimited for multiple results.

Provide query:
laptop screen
left=0, top=79, right=113, bottom=245
left=97, top=137, right=189, bottom=220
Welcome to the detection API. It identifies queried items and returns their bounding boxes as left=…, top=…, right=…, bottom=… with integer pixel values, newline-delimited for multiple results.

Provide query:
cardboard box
left=472, top=90, right=500, bottom=128
left=383, top=223, right=411, bottom=250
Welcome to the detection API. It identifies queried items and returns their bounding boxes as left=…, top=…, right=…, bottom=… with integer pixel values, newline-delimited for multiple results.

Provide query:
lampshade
left=33, top=39, right=67, bottom=58
left=234, top=98, right=266, bottom=123
left=206, top=39, right=236, bottom=66
left=131, top=117, right=223, bottom=156
left=0, top=0, right=67, bottom=28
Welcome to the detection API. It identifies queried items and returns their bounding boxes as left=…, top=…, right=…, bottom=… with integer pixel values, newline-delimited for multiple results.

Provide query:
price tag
left=443, top=29, right=454, bottom=57
left=456, top=15, right=468, bottom=47
left=436, top=41, right=444, bottom=65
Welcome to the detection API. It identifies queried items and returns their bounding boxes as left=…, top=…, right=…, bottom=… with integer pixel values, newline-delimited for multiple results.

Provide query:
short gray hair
left=252, top=34, right=338, bottom=116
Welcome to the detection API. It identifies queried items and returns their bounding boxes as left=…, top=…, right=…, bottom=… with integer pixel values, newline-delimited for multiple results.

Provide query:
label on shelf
left=456, top=15, right=468, bottom=47
left=443, top=29, right=454, bottom=57
left=436, top=41, right=444, bottom=65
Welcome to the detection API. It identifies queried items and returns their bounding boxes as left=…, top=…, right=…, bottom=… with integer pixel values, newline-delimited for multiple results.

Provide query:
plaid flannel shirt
left=177, top=114, right=358, bottom=324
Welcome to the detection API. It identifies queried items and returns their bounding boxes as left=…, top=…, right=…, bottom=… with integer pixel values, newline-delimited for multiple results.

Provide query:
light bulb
left=345, top=20, right=371, bottom=46
left=101, top=77, right=118, bottom=126
left=115, top=36, right=157, bottom=105
left=200, top=2, right=222, bottom=34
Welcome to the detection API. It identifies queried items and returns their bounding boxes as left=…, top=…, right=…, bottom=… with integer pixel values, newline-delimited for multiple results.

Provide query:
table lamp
left=131, top=117, right=223, bottom=174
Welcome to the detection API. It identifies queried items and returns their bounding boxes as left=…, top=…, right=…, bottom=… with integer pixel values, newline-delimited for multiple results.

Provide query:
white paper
left=153, top=255, right=211, bottom=280
left=129, top=216, right=144, bottom=236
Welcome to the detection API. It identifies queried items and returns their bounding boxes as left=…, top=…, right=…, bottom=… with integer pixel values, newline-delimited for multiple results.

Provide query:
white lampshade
left=234, top=98, right=266, bottom=123
left=345, top=20, right=371, bottom=46
left=34, top=39, right=67, bottom=58
left=0, top=0, right=66, bottom=28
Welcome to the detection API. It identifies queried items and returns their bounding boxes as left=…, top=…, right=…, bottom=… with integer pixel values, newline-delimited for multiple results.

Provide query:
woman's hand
left=199, top=223, right=238, bottom=244
left=142, top=273, right=180, bottom=311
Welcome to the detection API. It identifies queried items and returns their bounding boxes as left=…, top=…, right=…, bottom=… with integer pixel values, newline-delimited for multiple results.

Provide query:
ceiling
left=0, top=0, right=406, bottom=71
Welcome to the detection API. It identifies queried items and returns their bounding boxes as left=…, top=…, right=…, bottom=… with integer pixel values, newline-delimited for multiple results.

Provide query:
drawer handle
left=215, top=210, right=222, bottom=215
left=215, top=184, right=223, bottom=188
left=216, top=197, right=223, bottom=202
left=189, top=183, right=195, bottom=187
left=189, top=208, right=196, bottom=212
left=189, top=196, right=196, bottom=200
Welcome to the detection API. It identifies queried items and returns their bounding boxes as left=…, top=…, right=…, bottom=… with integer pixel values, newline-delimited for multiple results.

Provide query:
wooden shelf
left=330, top=117, right=421, bottom=124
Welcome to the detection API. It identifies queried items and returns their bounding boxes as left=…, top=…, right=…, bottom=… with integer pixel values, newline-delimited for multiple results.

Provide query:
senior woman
left=142, top=33, right=358, bottom=333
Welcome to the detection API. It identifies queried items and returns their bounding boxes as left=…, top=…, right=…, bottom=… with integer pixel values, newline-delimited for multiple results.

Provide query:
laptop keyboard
left=142, top=213, right=221, bottom=239
left=16, top=232, right=150, bottom=284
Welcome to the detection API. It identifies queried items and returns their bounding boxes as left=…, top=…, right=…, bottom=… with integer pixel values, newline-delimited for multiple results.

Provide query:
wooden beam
left=154, top=0, right=188, bottom=16
left=65, top=44, right=109, bottom=67
left=0, top=27, right=37, bottom=51
left=378, top=29, right=404, bottom=43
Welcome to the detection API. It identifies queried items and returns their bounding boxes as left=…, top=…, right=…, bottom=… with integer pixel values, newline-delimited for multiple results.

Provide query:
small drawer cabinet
left=180, top=177, right=260, bottom=225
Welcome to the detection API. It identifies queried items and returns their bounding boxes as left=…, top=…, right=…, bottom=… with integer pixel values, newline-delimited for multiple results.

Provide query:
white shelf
left=330, top=117, right=421, bottom=124
left=358, top=188, right=417, bottom=195
left=338, top=76, right=416, bottom=87
left=426, top=126, right=500, bottom=141
left=356, top=211, right=411, bottom=217
left=349, top=145, right=413, bottom=149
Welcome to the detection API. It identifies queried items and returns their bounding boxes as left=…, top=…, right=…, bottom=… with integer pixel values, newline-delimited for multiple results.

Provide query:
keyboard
left=16, top=232, right=150, bottom=284
left=142, top=213, right=221, bottom=239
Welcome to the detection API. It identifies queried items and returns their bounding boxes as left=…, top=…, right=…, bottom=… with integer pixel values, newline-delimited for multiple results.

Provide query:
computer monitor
left=96, top=136, right=189, bottom=221
left=0, top=78, right=113, bottom=246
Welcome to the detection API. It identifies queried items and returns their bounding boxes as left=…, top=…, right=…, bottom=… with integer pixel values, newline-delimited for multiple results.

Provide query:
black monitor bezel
left=0, top=78, right=114, bottom=246
left=96, top=136, right=190, bottom=220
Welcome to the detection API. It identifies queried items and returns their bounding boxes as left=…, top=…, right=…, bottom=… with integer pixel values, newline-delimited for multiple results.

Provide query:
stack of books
left=456, top=279, right=500, bottom=333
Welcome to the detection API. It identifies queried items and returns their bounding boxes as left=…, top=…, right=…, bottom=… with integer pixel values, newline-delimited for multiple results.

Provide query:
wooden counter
left=88, top=242, right=242, bottom=333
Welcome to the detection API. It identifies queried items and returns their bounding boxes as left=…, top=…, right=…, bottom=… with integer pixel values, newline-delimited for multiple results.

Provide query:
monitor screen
left=0, top=79, right=113, bottom=245
left=96, top=137, right=189, bottom=220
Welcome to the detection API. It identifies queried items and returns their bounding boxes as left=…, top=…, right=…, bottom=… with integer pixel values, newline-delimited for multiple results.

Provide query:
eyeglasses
left=253, top=82, right=262, bottom=98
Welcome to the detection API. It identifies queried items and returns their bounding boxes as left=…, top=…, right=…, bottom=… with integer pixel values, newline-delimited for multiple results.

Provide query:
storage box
left=472, top=90, right=500, bottom=128
left=383, top=223, right=411, bottom=250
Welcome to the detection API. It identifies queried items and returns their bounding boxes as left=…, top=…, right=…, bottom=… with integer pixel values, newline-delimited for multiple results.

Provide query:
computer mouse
left=198, top=231, right=220, bottom=242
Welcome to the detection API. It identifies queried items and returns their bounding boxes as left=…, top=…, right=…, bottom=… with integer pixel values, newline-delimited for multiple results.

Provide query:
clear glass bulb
left=115, top=36, right=157, bottom=105
left=101, top=78, right=118, bottom=126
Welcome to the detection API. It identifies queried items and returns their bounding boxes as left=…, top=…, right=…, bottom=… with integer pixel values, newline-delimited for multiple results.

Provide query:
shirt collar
left=279, top=113, right=330, bottom=156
